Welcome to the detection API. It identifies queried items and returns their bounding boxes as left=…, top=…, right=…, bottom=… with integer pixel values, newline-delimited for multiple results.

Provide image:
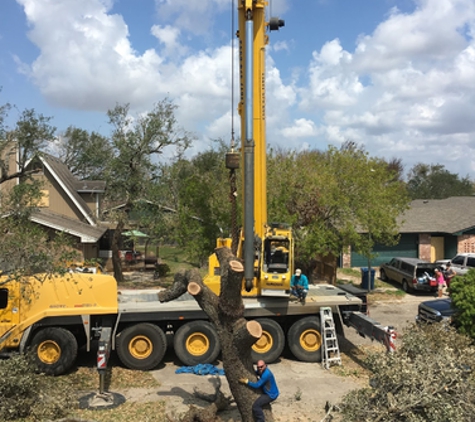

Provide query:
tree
left=103, top=100, right=192, bottom=282
left=0, top=106, right=78, bottom=275
left=1, top=108, right=55, bottom=183
left=267, top=145, right=409, bottom=270
left=158, top=247, right=274, bottom=422
left=339, top=323, right=475, bottom=421
left=55, top=126, right=113, bottom=180
left=156, top=140, right=235, bottom=266
left=406, top=163, right=474, bottom=199
left=449, top=269, right=475, bottom=339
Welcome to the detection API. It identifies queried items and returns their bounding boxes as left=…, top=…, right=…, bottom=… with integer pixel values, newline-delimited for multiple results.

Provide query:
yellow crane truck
left=0, top=269, right=390, bottom=376
left=0, top=1, right=395, bottom=376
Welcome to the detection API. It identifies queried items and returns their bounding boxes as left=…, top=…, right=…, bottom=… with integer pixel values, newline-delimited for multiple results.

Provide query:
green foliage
left=0, top=354, right=76, bottom=420
left=407, top=163, right=474, bottom=199
left=155, top=263, right=171, bottom=277
left=0, top=108, right=56, bottom=184
left=340, top=323, right=475, bottom=421
left=449, top=269, right=475, bottom=339
left=57, top=125, right=113, bottom=180
left=102, top=100, right=193, bottom=280
left=156, top=140, right=233, bottom=266
left=267, top=144, right=409, bottom=266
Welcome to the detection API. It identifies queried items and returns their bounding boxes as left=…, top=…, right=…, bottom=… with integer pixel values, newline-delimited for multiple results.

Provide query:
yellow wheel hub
left=129, top=335, right=153, bottom=359
left=186, top=332, right=209, bottom=356
left=299, top=328, right=321, bottom=352
left=37, top=340, right=61, bottom=364
left=252, top=330, right=273, bottom=354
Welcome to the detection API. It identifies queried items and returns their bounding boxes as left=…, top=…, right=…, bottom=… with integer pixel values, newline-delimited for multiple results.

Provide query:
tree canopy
left=102, top=100, right=193, bottom=281
left=406, top=163, right=474, bottom=199
left=267, top=143, right=409, bottom=267
left=56, top=126, right=112, bottom=180
left=156, top=141, right=233, bottom=266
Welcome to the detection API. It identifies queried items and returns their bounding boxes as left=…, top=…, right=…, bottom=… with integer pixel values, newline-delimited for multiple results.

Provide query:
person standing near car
left=435, top=268, right=446, bottom=298
left=444, top=262, right=456, bottom=289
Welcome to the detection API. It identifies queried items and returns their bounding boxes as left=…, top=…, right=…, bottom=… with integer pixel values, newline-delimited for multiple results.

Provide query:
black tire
left=251, top=318, right=285, bottom=363
left=116, top=323, right=167, bottom=370
left=30, top=327, right=78, bottom=375
left=174, top=321, right=220, bottom=366
left=288, top=316, right=322, bottom=362
left=402, top=280, right=411, bottom=292
left=380, top=269, right=387, bottom=281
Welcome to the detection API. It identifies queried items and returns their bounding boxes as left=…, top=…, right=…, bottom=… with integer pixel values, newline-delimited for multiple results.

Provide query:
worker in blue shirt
left=239, top=360, right=279, bottom=422
left=290, top=268, right=309, bottom=304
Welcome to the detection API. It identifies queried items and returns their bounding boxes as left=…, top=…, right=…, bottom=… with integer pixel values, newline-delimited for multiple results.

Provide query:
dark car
left=379, top=257, right=438, bottom=292
left=416, top=298, right=457, bottom=324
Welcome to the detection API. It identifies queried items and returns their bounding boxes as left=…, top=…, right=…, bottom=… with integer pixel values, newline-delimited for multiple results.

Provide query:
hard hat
left=295, top=269, right=302, bottom=276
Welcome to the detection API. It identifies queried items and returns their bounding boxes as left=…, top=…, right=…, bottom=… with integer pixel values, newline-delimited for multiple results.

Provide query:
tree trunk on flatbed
left=158, top=247, right=274, bottom=422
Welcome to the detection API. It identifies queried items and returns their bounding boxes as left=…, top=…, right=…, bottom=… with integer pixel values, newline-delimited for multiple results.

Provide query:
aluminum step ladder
left=320, top=307, right=341, bottom=369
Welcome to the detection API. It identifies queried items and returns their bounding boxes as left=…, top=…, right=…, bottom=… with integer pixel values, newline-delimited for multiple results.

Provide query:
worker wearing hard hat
left=290, top=269, right=309, bottom=305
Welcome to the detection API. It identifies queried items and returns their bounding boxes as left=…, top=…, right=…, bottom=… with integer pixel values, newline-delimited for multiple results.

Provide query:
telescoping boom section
left=204, top=0, right=290, bottom=298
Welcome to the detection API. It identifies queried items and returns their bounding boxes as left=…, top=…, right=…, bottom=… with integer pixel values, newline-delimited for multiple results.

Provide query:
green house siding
left=350, top=234, right=419, bottom=267
left=444, top=235, right=458, bottom=259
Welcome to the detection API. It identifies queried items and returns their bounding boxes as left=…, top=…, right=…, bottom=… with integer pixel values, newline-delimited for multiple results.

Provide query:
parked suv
left=416, top=298, right=456, bottom=324
left=379, top=257, right=438, bottom=292
left=436, top=253, right=475, bottom=276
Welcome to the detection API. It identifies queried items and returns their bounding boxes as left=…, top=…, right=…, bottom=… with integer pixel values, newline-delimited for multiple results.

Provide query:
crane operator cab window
left=264, top=239, right=290, bottom=274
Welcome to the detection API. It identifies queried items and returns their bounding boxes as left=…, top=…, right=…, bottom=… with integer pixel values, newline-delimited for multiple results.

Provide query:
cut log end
left=247, top=320, right=262, bottom=339
left=188, top=281, right=202, bottom=296
left=229, top=260, right=244, bottom=272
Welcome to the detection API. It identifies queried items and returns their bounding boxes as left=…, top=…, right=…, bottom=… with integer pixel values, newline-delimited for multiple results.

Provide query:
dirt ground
left=113, top=275, right=430, bottom=422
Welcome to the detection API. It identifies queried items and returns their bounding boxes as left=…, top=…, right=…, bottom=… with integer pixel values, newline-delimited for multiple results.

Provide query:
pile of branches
left=339, top=322, right=475, bottom=421
left=0, top=354, right=76, bottom=421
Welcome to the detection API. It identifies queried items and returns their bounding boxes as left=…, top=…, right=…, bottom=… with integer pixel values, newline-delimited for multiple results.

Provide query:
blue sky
left=1, top=0, right=475, bottom=178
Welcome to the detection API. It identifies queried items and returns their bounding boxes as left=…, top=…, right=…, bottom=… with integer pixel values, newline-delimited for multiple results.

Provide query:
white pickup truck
left=436, top=253, right=475, bottom=276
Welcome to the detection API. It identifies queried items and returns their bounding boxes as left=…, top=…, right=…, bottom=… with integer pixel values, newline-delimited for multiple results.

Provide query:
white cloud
left=154, top=0, right=229, bottom=36
left=18, top=0, right=165, bottom=110
left=10, top=0, right=475, bottom=179
left=151, top=24, right=187, bottom=58
left=281, top=118, right=318, bottom=138
left=296, top=0, right=475, bottom=176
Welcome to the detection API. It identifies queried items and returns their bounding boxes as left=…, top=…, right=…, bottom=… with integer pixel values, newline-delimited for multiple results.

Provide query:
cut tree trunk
left=158, top=247, right=274, bottom=422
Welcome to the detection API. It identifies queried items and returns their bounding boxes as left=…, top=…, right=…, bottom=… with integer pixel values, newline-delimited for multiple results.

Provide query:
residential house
left=345, top=197, right=475, bottom=267
left=4, top=151, right=107, bottom=262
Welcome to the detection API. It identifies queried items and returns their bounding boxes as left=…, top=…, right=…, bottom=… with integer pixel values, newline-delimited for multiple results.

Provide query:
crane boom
left=205, top=0, right=291, bottom=297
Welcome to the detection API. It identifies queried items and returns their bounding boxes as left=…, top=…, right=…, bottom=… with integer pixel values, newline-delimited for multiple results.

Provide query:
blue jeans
left=252, top=394, right=274, bottom=422
left=291, top=287, right=308, bottom=300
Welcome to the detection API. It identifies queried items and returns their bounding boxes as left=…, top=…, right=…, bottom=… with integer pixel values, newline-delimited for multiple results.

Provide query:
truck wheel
left=174, top=321, right=220, bottom=366
left=288, top=317, right=322, bottom=362
left=251, top=318, right=285, bottom=363
left=116, top=323, right=167, bottom=370
left=402, top=280, right=411, bottom=292
left=30, top=327, right=78, bottom=375
left=380, top=269, right=387, bottom=281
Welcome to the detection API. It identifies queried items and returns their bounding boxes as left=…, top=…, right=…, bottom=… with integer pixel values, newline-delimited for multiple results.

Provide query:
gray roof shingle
left=398, top=197, right=475, bottom=234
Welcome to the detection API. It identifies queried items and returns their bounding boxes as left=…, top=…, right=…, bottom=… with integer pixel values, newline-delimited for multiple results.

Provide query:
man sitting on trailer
left=290, top=269, right=309, bottom=304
